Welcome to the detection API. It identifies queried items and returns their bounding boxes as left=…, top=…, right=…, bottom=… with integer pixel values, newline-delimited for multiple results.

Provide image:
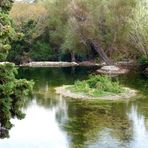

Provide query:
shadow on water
left=0, top=67, right=148, bottom=148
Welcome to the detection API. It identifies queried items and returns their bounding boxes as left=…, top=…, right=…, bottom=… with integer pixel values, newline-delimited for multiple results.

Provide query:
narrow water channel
left=0, top=67, right=148, bottom=148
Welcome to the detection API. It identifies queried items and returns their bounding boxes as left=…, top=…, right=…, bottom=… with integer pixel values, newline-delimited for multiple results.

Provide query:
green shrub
left=70, top=75, right=124, bottom=97
left=139, top=55, right=148, bottom=65
left=30, top=41, right=55, bottom=61
left=0, top=0, right=34, bottom=136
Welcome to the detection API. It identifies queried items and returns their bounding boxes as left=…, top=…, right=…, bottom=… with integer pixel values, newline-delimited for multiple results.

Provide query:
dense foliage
left=0, top=0, right=33, bottom=138
left=9, top=0, right=148, bottom=64
left=70, top=75, right=123, bottom=97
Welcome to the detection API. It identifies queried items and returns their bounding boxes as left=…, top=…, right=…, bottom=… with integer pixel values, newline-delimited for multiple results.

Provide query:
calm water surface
left=0, top=67, right=148, bottom=148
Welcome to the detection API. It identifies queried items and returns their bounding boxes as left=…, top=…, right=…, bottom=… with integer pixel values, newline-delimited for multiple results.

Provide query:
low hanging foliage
left=0, top=0, right=34, bottom=138
left=0, top=63, right=34, bottom=130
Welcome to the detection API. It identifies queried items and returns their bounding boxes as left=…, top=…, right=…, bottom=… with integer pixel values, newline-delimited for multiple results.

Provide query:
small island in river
left=55, top=75, right=137, bottom=101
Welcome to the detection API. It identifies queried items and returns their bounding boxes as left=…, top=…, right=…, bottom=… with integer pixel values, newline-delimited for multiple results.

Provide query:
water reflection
left=128, top=105, right=148, bottom=148
left=118, top=72, right=148, bottom=96
left=0, top=99, right=68, bottom=148
left=0, top=67, right=148, bottom=148
left=56, top=99, right=133, bottom=148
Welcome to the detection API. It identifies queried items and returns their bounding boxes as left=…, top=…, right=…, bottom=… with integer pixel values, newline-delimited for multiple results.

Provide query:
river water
left=0, top=67, right=148, bottom=148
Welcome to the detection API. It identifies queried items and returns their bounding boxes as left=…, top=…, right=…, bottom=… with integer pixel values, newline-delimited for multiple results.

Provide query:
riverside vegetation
left=0, top=0, right=146, bottom=132
left=69, top=75, right=123, bottom=97
left=56, top=75, right=137, bottom=100
left=0, top=0, right=147, bottom=139
left=0, top=0, right=33, bottom=138
left=0, top=0, right=147, bottom=145
left=8, top=0, right=148, bottom=65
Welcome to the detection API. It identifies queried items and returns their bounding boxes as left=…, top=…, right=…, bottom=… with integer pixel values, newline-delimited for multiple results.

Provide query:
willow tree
left=128, top=0, right=148, bottom=62
left=8, top=0, right=147, bottom=64
left=64, top=0, right=138, bottom=64
left=0, top=0, right=33, bottom=138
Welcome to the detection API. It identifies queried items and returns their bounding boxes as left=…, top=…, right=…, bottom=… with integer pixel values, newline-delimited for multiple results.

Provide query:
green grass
left=69, top=75, right=124, bottom=97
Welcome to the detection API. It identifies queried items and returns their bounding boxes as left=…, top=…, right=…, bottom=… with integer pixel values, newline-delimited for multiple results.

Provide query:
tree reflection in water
left=55, top=98, right=133, bottom=147
left=1, top=67, right=147, bottom=147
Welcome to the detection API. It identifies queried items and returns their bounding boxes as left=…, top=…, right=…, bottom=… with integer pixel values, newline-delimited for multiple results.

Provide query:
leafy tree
left=9, top=0, right=148, bottom=64
left=8, top=2, right=49, bottom=64
left=128, top=0, right=148, bottom=61
left=0, top=0, right=33, bottom=138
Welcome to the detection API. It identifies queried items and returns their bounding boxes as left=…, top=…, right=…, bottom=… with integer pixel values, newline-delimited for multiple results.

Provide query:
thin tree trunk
left=87, top=40, right=113, bottom=65
left=78, top=32, right=113, bottom=65
left=71, top=52, right=76, bottom=62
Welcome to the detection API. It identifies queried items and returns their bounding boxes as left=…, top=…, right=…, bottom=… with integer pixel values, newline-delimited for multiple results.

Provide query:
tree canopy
left=9, top=0, right=148, bottom=64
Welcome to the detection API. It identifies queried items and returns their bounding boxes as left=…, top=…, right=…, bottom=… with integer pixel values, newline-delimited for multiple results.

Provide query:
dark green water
left=0, top=67, right=148, bottom=148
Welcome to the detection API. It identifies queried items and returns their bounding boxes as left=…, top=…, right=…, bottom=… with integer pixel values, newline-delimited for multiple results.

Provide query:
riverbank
left=0, top=62, right=10, bottom=65
left=20, top=61, right=79, bottom=67
left=55, top=85, right=137, bottom=101
left=19, top=60, right=142, bottom=68
left=20, top=61, right=103, bottom=67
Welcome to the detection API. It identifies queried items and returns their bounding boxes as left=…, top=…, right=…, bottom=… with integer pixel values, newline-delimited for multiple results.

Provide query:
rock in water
left=97, top=65, right=128, bottom=75
left=101, top=66, right=120, bottom=71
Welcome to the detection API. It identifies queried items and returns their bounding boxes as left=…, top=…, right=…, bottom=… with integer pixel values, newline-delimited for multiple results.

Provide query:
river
left=0, top=67, right=148, bottom=148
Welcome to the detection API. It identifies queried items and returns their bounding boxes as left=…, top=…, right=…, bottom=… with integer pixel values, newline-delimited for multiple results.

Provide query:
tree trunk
left=87, top=40, right=113, bottom=65
left=71, top=52, right=76, bottom=62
